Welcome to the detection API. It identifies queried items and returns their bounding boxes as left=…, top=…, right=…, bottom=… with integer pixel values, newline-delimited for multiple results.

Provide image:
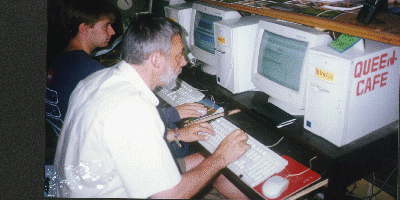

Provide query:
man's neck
left=65, top=37, right=93, bottom=55
left=130, top=63, right=160, bottom=91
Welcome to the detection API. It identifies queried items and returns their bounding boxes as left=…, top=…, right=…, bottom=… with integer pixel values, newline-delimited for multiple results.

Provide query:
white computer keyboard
left=199, top=117, right=288, bottom=187
left=156, top=80, right=205, bottom=107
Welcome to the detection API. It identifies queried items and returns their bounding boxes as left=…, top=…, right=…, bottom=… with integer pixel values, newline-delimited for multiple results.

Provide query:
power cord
left=285, top=156, right=318, bottom=179
left=346, top=181, right=358, bottom=196
left=363, top=166, right=397, bottom=200
left=266, top=136, right=284, bottom=148
left=345, top=165, right=398, bottom=200
left=207, top=95, right=216, bottom=112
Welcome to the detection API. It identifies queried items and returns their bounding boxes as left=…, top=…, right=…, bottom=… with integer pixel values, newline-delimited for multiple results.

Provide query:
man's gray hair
left=121, top=14, right=183, bottom=65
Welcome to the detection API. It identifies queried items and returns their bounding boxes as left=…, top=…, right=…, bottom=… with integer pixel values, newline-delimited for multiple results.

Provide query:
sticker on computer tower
left=315, top=68, right=335, bottom=82
left=217, top=36, right=226, bottom=45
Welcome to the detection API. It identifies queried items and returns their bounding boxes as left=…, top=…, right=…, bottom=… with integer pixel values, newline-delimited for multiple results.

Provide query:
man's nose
left=180, top=56, right=188, bottom=68
left=109, top=26, right=115, bottom=36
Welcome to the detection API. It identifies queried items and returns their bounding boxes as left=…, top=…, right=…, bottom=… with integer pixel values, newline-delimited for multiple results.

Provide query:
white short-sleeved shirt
left=48, top=61, right=182, bottom=198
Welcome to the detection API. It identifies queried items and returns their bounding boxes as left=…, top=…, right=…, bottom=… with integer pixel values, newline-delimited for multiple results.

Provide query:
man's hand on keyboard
left=213, top=129, right=251, bottom=167
left=177, top=122, right=215, bottom=142
left=176, top=103, right=207, bottom=119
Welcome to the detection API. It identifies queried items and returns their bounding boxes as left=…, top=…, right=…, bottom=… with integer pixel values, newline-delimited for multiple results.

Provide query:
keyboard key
left=156, top=80, right=205, bottom=107
left=198, top=118, right=288, bottom=187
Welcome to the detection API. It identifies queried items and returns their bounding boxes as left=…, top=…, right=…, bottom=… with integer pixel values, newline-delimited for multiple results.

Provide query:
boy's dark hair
left=63, top=0, right=117, bottom=40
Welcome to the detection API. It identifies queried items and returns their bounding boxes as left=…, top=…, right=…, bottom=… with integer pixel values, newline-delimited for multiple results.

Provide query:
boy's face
left=87, top=17, right=115, bottom=49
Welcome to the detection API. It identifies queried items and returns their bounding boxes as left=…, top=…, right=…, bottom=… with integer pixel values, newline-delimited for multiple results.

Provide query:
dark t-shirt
left=46, top=50, right=104, bottom=130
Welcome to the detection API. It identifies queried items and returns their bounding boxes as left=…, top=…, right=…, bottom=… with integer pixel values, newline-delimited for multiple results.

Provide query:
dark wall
left=1, top=0, right=47, bottom=198
left=47, top=0, right=68, bottom=70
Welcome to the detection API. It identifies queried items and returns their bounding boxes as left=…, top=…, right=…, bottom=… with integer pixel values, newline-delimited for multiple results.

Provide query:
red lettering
left=364, top=77, right=372, bottom=94
left=372, top=74, right=381, bottom=90
left=356, top=72, right=390, bottom=97
left=357, top=80, right=364, bottom=96
left=363, top=59, right=371, bottom=75
left=371, top=56, right=379, bottom=72
left=357, top=51, right=397, bottom=82
left=388, top=50, right=397, bottom=66
left=379, top=53, right=387, bottom=69
left=355, top=61, right=363, bottom=78
left=381, top=71, right=388, bottom=87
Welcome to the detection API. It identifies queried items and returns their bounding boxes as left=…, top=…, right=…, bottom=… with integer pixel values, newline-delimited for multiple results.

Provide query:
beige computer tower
left=304, top=39, right=399, bottom=147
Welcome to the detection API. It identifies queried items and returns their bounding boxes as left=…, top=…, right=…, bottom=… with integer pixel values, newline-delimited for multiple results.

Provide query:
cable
left=346, top=165, right=398, bottom=200
left=346, top=181, right=358, bottom=195
left=367, top=172, right=376, bottom=200
left=207, top=95, right=216, bottom=111
left=362, top=166, right=397, bottom=200
left=266, top=136, right=284, bottom=148
left=316, top=10, right=331, bottom=17
left=285, top=156, right=318, bottom=178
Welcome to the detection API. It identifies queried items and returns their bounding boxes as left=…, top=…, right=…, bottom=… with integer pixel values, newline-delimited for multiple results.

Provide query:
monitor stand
left=201, top=64, right=217, bottom=75
left=268, top=97, right=305, bottom=116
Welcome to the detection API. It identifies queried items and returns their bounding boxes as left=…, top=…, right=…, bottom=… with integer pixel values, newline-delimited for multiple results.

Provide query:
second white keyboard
left=199, top=117, right=288, bottom=187
left=156, top=80, right=205, bottom=107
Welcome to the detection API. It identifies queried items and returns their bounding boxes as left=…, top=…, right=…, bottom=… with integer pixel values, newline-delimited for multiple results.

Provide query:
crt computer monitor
left=251, top=19, right=332, bottom=116
left=164, top=2, right=193, bottom=62
left=189, top=1, right=241, bottom=75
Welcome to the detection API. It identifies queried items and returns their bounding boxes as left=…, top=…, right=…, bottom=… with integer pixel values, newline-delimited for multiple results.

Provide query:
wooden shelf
left=199, top=0, right=400, bottom=46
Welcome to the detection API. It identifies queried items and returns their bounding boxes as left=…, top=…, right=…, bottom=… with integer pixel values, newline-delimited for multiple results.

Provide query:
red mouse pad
left=253, top=155, right=321, bottom=200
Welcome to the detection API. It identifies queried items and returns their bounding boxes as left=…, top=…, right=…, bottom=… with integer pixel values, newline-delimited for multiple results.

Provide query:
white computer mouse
left=262, top=175, right=289, bottom=199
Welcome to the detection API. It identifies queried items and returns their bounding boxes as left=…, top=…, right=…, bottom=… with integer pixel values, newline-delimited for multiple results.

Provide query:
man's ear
left=149, top=51, right=166, bottom=72
left=78, top=23, right=89, bottom=34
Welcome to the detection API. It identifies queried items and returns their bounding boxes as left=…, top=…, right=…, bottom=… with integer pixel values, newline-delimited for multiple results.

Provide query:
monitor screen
left=189, top=1, right=241, bottom=75
left=251, top=20, right=332, bottom=115
left=193, top=11, right=222, bottom=54
left=257, top=30, right=308, bottom=92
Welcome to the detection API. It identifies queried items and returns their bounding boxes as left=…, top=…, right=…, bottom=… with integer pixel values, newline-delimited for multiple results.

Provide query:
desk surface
left=198, top=0, right=400, bottom=46
left=178, top=65, right=398, bottom=199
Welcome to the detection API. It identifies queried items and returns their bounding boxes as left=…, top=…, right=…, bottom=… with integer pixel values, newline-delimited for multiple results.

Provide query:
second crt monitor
left=251, top=19, right=332, bottom=116
left=214, top=15, right=276, bottom=94
left=164, top=2, right=193, bottom=60
left=189, top=1, right=241, bottom=75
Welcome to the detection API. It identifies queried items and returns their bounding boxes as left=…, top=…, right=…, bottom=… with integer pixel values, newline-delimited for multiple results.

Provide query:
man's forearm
left=150, top=154, right=226, bottom=199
